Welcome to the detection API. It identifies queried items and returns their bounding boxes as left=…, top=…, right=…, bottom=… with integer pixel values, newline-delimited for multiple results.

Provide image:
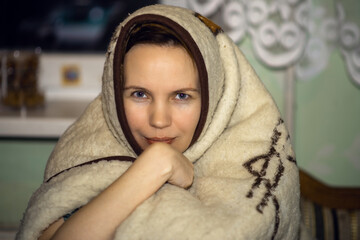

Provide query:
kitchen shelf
left=0, top=100, right=90, bottom=138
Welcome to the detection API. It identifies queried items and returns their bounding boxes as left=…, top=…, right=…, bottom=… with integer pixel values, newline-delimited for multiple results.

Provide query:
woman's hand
left=137, top=142, right=194, bottom=188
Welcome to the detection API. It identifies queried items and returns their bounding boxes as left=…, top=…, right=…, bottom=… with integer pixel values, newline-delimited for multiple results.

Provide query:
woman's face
left=123, top=44, right=201, bottom=153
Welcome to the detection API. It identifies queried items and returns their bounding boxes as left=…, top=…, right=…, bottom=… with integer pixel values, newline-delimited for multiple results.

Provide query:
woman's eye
left=132, top=91, right=147, bottom=98
left=175, top=93, right=189, bottom=100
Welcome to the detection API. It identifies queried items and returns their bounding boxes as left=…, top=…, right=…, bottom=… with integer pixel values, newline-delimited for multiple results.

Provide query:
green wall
left=295, top=50, right=360, bottom=187
left=0, top=140, right=56, bottom=227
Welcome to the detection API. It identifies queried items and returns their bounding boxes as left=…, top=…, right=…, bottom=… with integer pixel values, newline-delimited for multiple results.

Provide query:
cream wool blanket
left=17, top=5, right=300, bottom=240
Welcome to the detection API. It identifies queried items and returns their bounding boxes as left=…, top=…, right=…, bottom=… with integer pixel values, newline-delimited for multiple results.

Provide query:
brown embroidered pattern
left=243, top=118, right=296, bottom=240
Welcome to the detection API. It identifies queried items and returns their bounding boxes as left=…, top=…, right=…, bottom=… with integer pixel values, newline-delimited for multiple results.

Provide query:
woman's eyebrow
left=174, top=88, right=200, bottom=93
left=123, top=86, right=148, bottom=91
left=124, top=86, right=200, bottom=93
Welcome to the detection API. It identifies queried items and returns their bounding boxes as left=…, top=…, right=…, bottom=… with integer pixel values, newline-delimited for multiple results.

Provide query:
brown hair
left=125, top=23, right=194, bottom=63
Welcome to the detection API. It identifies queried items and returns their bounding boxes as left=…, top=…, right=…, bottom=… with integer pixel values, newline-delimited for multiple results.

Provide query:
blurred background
left=0, top=0, right=359, bottom=237
left=0, top=0, right=157, bottom=52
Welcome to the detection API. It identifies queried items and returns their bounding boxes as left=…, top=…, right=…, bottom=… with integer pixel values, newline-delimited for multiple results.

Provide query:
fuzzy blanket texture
left=17, top=4, right=301, bottom=240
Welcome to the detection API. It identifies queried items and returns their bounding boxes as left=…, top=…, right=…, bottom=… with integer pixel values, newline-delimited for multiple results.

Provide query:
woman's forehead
left=123, top=44, right=199, bottom=88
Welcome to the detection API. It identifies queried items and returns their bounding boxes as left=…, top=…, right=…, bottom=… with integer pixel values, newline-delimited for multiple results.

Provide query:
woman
left=17, top=4, right=300, bottom=240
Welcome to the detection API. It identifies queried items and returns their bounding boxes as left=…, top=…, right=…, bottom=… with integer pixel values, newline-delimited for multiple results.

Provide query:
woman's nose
left=149, top=102, right=171, bottom=129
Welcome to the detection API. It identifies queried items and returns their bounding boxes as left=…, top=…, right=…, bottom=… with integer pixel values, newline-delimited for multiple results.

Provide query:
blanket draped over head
left=17, top=4, right=300, bottom=240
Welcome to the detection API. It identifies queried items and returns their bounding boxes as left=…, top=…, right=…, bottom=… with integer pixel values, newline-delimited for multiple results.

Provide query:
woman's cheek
left=174, top=102, right=201, bottom=130
left=125, top=102, right=148, bottom=128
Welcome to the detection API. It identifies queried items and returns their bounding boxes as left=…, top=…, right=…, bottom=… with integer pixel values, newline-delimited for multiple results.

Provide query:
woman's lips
left=145, top=137, right=175, bottom=145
